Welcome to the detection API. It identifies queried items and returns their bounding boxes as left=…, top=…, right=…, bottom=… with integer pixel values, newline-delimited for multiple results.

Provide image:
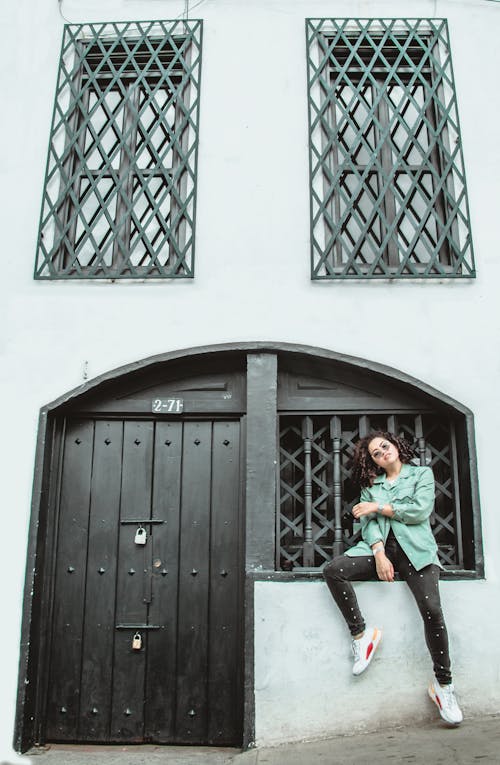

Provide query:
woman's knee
left=323, top=556, right=348, bottom=582
left=418, top=594, right=446, bottom=626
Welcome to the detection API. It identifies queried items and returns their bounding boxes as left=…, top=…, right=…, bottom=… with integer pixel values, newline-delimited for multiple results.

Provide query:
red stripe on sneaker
left=435, top=694, right=442, bottom=709
left=366, top=642, right=374, bottom=659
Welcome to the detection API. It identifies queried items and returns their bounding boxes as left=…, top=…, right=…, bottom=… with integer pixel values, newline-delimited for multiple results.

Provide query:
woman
left=323, top=431, right=463, bottom=725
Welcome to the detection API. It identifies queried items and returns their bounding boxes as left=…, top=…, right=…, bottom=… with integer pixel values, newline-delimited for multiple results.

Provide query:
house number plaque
left=152, top=398, right=184, bottom=414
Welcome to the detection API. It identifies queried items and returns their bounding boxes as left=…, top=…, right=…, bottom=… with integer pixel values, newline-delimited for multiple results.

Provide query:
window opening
left=35, top=20, right=202, bottom=279
left=306, top=18, right=475, bottom=278
left=278, top=412, right=470, bottom=572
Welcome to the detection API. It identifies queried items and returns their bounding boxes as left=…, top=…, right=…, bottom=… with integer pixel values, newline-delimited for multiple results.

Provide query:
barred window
left=278, top=412, right=475, bottom=575
left=35, top=20, right=202, bottom=279
left=306, top=19, right=475, bottom=279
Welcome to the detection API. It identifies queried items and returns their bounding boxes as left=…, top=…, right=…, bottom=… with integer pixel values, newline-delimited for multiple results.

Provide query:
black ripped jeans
left=323, top=531, right=452, bottom=685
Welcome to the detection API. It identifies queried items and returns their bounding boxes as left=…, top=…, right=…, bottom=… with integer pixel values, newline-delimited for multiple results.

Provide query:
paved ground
left=14, top=713, right=500, bottom=765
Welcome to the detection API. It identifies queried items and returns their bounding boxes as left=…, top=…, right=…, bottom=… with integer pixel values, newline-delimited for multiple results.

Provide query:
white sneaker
left=428, top=680, right=463, bottom=725
left=351, top=626, right=382, bottom=676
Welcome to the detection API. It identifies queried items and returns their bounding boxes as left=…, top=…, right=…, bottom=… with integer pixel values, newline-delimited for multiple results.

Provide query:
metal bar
left=330, top=416, right=343, bottom=556
left=115, top=624, right=161, bottom=630
left=61, top=71, right=85, bottom=270
left=386, top=414, right=397, bottom=434
left=449, top=421, right=464, bottom=568
left=301, top=416, right=315, bottom=567
left=424, top=78, right=450, bottom=267
left=59, top=65, right=88, bottom=273
left=429, top=32, right=457, bottom=268
left=112, top=82, right=140, bottom=270
left=120, top=518, right=165, bottom=525
left=168, top=39, right=192, bottom=272
left=275, top=417, right=282, bottom=571
left=323, top=73, right=342, bottom=271
left=377, top=91, right=400, bottom=268
left=414, top=414, right=427, bottom=466
left=358, top=415, right=370, bottom=438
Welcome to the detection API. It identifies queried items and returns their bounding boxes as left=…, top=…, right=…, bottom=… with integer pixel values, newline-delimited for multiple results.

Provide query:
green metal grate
left=35, top=20, right=202, bottom=279
left=306, top=19, right=475, bottom=279
left=278, top=413, right=464, bottom=571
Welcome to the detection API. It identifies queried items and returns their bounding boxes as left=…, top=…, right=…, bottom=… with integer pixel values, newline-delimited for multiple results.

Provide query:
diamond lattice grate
left=279, top=413, right=461, bottom=571
left=306, top=18, right=475, bottom=279
left=35, top=20, right=202, bottom=279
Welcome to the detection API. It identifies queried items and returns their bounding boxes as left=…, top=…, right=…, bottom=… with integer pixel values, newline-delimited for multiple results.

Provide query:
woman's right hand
left=375, top=553, right=395, bottom=582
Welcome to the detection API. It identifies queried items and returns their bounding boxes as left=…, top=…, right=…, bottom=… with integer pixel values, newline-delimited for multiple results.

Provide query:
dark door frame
left=14, top=342, right=482, bottom=753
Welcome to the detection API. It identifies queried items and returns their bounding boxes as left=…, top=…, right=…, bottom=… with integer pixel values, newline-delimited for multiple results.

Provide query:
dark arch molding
left=42, top=341, right=472, bottom=417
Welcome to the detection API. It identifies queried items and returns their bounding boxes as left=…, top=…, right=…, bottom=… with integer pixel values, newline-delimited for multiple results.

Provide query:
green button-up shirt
left=345, top=463, right=440, bottom=571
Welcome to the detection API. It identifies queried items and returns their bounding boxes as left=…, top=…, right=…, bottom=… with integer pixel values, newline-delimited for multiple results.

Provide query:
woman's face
left=368, top=437, right=400, bottom=469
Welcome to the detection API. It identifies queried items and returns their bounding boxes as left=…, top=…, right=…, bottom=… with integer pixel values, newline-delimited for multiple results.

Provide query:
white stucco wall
left=254, top=579, right=499, bottom=745
left=1, top=0, right=500, bottom=758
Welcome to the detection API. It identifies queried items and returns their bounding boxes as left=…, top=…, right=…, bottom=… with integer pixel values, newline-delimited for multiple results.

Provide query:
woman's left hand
left=352, top=501, right=378, bottom=519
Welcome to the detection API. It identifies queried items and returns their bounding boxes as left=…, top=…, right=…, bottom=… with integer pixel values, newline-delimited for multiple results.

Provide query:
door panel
left=45, top=417, right=242, bottom=746
left=45, top=419, right=94, bottom=741
left=175, top=421, right=212, bottom=742
left=145, top=420, right=182, bottom=741
left=79, top=420, right=123, bottom=740
left=111, top=420, right=154, bottom=740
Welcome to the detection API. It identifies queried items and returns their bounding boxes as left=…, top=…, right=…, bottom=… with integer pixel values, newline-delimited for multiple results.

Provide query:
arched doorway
left=15, top=343, right=482, bottom=753
left=17, top=351, right=247, bottom=751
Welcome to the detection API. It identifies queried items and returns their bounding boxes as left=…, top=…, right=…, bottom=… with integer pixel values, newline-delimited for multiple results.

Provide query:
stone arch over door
left=15, top=342, right=482, bottom=753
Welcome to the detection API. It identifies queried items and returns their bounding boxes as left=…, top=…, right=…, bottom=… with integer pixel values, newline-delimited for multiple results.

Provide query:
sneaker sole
left=428, top=684, right=463, bottom=726
left=352, top=628, right=382, bottom=676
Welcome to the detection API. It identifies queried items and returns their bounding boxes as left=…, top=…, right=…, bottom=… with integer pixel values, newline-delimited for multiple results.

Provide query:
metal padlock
left=134, top=526, right=147, bottom=545
left=132, top=632, right=142, bottom=650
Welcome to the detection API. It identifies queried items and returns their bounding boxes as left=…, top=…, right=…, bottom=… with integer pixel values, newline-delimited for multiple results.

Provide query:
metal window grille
left=306, top=19, right=475, bottom=278
left=34, top=20, right=202, bottom=279
left=278, top=412, right=466, bottom=571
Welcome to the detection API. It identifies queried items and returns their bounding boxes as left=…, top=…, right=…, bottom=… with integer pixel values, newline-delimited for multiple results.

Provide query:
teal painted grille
left=35, top=20, right=202, bottom=279
left=306, top=19, right=475, bottom=279
left=279, top=413, right=465, bottom=571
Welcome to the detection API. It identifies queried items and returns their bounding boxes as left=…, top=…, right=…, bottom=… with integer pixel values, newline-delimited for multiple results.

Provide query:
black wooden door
left=44, top=418, right=243, bottom=746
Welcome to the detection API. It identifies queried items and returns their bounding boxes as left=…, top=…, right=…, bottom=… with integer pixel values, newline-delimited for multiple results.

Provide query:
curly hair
left=351, top=431, right=417, bottom=488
